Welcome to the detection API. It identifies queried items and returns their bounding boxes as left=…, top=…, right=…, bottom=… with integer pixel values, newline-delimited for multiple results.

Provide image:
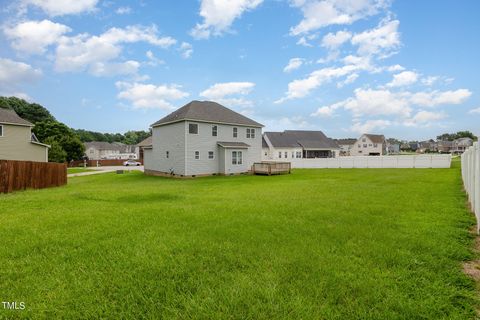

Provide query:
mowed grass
left=67, top=167, right=95, bottom=174
left=0, top=163, right=477, bottom=319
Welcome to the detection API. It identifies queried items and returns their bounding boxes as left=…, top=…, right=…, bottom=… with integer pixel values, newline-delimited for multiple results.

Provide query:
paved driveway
left=68, top=165, right=144, bottom=177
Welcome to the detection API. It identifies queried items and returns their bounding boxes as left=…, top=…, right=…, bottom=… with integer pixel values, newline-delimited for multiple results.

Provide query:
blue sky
left=0, top=0, right=479, bottom=140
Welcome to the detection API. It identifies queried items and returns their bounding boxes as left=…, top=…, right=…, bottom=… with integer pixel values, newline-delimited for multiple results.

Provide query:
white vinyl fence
left=461, top=142, right=480, bottom=232
left=270, top=154, right=452, bottom=169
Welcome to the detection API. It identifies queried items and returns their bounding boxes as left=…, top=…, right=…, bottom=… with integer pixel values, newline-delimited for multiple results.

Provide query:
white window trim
left=208, top=151, right=214, bottom=160
left=194, top=151, right=200, bottom=159
left=0, top=125, right=3, bottom=137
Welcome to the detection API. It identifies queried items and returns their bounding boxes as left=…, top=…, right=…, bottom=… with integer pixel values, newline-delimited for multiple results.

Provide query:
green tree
left=0, top=97, right=55, bottom=124
left=44, top=137, right=67, bottom=163
left=33, top=121, right=73, bottom=142
left=59, top=136, right=85, bottom=161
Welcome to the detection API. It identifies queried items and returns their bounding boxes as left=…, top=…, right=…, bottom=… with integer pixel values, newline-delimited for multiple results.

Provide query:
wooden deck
left=253, top=162, right=291, bottom=175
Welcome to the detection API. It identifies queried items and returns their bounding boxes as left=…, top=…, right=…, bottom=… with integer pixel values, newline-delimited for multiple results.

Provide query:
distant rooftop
left=264, top=130, right=339, bottom=149
left=0, top=107, right=33, bottom=126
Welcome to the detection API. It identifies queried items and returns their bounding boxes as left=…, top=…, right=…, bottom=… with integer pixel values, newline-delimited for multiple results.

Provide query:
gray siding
left=0, top=124, right=48, bottom=162
left=146, top=122, right=186, bottom=175
left=185, top=122, right=261, bottom=175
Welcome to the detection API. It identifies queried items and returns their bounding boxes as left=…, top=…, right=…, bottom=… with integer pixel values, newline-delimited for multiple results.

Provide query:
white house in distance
left=262, top=130, right=339, bottom=160
left=144, top=100, right=263, bottom=177
left=335, top=138, right=357, bottom=156
left=84, top=142, right=136, bottom=160
left=350, top=134, right=387, bottom=156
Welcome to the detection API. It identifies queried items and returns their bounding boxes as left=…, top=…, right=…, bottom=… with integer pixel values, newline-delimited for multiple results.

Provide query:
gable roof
left=264, top=130, right=339, bottom=149
left=152, top=100, right=263, bottom=128
left=0, top=108, right=33, bottom=126
left=84, top=141, right=134, bottom=153
left=136, top=136, right=152, bottom=147
left=335, top=138, right=357, bottom=145
left=363, top=134, right=385, bottom=144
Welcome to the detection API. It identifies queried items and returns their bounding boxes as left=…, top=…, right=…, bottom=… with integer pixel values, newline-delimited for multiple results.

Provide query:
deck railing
left=253, top=162, right=291, bottom=175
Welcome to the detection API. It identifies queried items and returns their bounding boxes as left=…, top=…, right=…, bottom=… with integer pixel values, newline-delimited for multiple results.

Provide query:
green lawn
left=67, top=167, right=95, bottom=174
left=0, top=163, right=477, bottom=319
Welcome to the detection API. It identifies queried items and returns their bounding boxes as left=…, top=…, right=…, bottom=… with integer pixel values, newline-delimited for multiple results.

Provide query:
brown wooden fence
left=0, top=160, right=67, bottom=194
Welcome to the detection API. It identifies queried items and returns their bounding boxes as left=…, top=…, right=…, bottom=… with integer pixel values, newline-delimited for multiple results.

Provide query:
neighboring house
left=387, top=143, right=400, bottom=154
left=452, top=137, right=473, bottom=154
left=335, top=138, right=357, bottom=156
left=262, top=130, right=339, bottom=160
left=350, top=134, right=386, bottom=156
left=85, top=141, right=136, bottom=160
left=437, top=140, right=454, bottom=153
left=0, top=108, right=49, bottom=162
left=418, top=140, right=437, bottom=153
left=135, top=136, right=152, bottom=162
left=144, top=100, right=263, bottom=176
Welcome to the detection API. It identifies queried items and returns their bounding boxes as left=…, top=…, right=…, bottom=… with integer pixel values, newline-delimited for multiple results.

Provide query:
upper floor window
left=212, top=125, right=217, bottom=137
left=0, top=125, right=3, bottom=137
left=194, top=151, right=199, bottom=159
left=166, top=151, right=169, bottom=158
left=363, top=144, right=367, bottom=148
left=362, top=138, right=366, bottom=142
left=246, top=128, right=256, bottom=139
left=189, top=123, right=198, bottom=134
left=208, top=151, right=214, bottom=159
left=284, top=152, right=287, bottom=158
left=232, top=151, right=242, bottom=164
left=369, top=144, right=372, bottom=147
left=233, top=127, right=238, bottom=138
left=278, top=152, right=282, bottom=158
left=373, top=144, right=378, bottom=148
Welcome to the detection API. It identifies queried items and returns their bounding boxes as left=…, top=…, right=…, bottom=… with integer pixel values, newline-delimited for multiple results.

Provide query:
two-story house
left=84, top=141, right=136, bottom=160
left=350, top=134, right=386, bottom=156
left=144, top=101, right=263, bottom=177
left=0, top=108, right=49, bottom=162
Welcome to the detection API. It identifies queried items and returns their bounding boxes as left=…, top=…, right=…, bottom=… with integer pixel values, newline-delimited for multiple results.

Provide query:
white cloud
left=290, top=0, right=390, bottom=36
left=116, top=81, right=189, bottom=110
left=89, top=60, right=140, bottom=77
left=116, top=6, right=131, bottom=14
left=321, top=30, right=351, bottom=49
left=200, top=82, right=255, bottom=107
left=311, top=100, right=345, bottom=117
left=421, top=76, right=439, bottom=86
left=179, top=42, right=193, bottom=59
left=351, top=119, right=391, bottom=134
left=200, top=82, right=255, bottom=99
left=145, top=50, right=164, bottom=66
left=468, top=107, right=480, bottom=114
left=403, top=110, right=446, bottom=127
left=3, top=19, right=71, bottom=54
left=387, top=71, right=418, bottom=87
left=283, top=58, right=304, bottom=73
left=386, top=64, right=404, bottom=72
left=262, top=116, right=311, bottom=131
left=21, top=0, right=99, bottom=16
left=0, top=58, right=42, bottom=85
left=55, top=25, right=176, bottom=76
left=190, top=0, right=263, bottom=39
left=343, top=88, right=411, bottom=117
left=351, top=18, right=400, bottom=57
left=410, top=89, right=472, bottom=107
left=337, top=73, right=358, bottom=87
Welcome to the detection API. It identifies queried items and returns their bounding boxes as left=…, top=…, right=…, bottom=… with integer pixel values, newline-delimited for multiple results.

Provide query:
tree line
left=0, top=97, right=150, bottom=163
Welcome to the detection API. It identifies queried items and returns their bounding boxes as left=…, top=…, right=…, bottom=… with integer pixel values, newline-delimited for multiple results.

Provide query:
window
left=232, top=151, right=237, bottom=164
left=246, top=128, right=251, bottom=138
left=189, top=123, right=198, bottom=134
left=278, top=152, right=282, bottom=158
left=363, top=144, right=367, bottom=148
left=208, top=151, right=214, bottom=159
left=238, top=151, right=243, bottom=164
left=233, top=127, right=238, bottom=138
left=359, top=150, right=362, bottom=153
left=264, top=152, right=267, bottom=156
left=194, top=151, right=199, bottom=159
left=0, top=125, right=3, bottom=137
left=369, top=144, right=372, bottom=147
left=166, top=151, right=169, bottom=158
left=284, top=152, right=287, bottom=158
left=212, top=125, right=217, bottom=137
left=296, top=151, right=302, bottom=158
left=374, top=143, right=378, bottom=148
left=292, top=152, right=295, bottom=158
left=246, top=128, right=256, bottom=139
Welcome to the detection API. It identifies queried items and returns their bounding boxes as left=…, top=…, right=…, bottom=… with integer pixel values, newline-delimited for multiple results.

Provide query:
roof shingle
left=0, top=108, right=33, bottom=126
left=264, top=130, right=339, bottom=149
left=152, top=101, right=263, bottom=127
